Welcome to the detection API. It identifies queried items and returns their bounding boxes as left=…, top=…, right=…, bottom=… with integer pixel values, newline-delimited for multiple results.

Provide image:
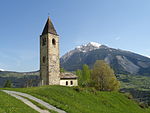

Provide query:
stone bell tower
left=40, top=17, right=60, bottom=85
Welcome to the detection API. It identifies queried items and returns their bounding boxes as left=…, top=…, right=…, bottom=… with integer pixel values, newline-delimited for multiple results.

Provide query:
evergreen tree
left=4, top=80, right=12, bottom=88
left=91, top=60, right=120, bottom=91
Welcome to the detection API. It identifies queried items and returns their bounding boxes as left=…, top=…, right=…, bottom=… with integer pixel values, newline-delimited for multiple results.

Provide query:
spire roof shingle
left=42, top=17, right=58, bottom=35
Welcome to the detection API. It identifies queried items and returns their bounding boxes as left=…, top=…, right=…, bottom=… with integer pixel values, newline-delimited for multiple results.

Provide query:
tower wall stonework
left=40, top=17, right=78, bottom=86
left=40, top=33, right=60, bottom=85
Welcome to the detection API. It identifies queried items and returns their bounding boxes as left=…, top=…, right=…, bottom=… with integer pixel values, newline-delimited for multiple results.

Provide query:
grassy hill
left=7, top=86, right=150, bottom=113
left=0, top=91, right=38, bottom=113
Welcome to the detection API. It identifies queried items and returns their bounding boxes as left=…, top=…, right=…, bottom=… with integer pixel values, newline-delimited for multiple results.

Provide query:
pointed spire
left=42, top=17, right=58, bottom=35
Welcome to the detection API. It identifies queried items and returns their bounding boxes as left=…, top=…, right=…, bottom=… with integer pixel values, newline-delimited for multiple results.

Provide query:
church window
left=42, top=38, right=46, bottom=46
left=43, top=56, right=46, bottom=63
left=52, top=38, right=56, bottom=45
left=70, top=81, right=73, bottom=85
left=66, top=81, right=68, bottom=85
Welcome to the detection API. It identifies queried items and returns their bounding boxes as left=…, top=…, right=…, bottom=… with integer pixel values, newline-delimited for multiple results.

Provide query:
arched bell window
left=52, top=38, right=56, bottom=45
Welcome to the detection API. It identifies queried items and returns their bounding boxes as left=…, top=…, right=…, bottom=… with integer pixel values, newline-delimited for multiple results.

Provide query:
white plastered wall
left=60, top=79, right=78, bottom=86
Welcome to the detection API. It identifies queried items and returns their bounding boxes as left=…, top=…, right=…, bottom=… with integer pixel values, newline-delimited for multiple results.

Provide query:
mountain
left=0, top=70, right=39, bottom=77
left=60, top=42, right=150, bottom=76
left=0, top=69, right=4, bottom=71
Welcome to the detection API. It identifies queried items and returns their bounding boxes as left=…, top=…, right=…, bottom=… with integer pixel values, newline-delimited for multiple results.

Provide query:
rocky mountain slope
left=60, top=42, right=150, bottom=76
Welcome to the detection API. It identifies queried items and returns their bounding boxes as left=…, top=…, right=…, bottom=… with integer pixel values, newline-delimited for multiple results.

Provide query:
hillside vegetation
left=118, top=74, right=150, bottom=106
left=0, top=71, right=39, bottom=88
left=118, top=74, right=150, bottom=90
left=0, top=91, right=38, bottom=113
left=8, top=86, right=150, bottom=113
left=0, top=71, right=39, bottom=77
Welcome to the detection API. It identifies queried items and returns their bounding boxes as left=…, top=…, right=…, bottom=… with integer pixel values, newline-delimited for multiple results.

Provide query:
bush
left=91, top=60, right=120, bottom=91
left=73, top=86, right=84, bottom=92
left=139, top=102, right=149, bottom=108
left=4, top=80, right=12, bottom=88
left=124, top=92, right=133, bottom=99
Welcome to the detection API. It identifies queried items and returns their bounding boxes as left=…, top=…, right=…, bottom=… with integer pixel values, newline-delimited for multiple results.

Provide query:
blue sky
left=0, top=0, right=150, bottom=72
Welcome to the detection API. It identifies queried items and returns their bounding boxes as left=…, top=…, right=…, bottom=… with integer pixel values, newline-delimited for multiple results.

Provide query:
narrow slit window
left=42, top=38, right=46, bottom=46
left=43, top=56, right=46, bottom=63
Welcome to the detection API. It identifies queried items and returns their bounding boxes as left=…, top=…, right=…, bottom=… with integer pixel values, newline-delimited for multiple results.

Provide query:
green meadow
left=6, top=85, right=150, bottom=113
left=0, top=91, right=38, bottom=113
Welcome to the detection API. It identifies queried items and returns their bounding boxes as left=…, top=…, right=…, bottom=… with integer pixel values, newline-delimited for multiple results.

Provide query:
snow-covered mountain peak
left=76, top=42, right=101, bottom=49
left=61, top=42, right=102, bottom=61
left=0, top=69, right=4, bottom=71
left=87, top=42, right=101, bottom=48
left=75, top=42, right=102, bottom=52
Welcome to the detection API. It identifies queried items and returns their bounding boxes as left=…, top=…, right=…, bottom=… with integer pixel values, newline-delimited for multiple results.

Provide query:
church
left=40, top=17, right=78, bottom=86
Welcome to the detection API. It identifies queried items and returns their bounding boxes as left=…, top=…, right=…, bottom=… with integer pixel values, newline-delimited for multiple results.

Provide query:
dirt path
left=2, top=90, right=66, bottom=113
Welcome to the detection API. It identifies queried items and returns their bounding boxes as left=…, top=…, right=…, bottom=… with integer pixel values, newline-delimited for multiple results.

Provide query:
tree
left=76, top=64, right=91, bottom=87
left=25, top=79, right=34, bottom=88
left=4, top=80, right=12, bottom=88
left=76, top=69, right=83, bottom=86
left=91, top=60, right=120, bottom=91
left=60, top=68, right=66, bottom=73
left=82, top=64, right=91, bottom=86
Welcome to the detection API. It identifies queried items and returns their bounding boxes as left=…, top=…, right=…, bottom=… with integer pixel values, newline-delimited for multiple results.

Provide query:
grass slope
left=0, top=91, right=38, bottom=113
left=8, top=86, right=150, bottom=113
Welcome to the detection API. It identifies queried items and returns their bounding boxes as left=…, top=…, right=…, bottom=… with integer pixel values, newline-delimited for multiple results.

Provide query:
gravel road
left=2, top=90, right=66, bottom=113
